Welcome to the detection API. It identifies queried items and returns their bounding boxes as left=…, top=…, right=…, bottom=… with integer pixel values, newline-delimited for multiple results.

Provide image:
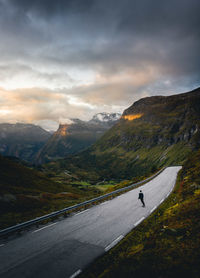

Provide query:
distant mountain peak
left=90, top=112, right=121, bottom=123
left=35, top=112, right=122, bottom=164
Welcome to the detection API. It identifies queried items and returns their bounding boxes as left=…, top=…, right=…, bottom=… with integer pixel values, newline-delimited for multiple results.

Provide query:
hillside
left=0, top=154, right=64, bottom=228
left=2, top=153, right=146, bottom=229
left=79, top=149, right=200, bottom=278
left=46, top=88, right=200, bottom=181
left=0, top=123, right=51, bottom=162
left=36, top=113, right=121, bottom=164
left=0, top=155, right=102, bottom=229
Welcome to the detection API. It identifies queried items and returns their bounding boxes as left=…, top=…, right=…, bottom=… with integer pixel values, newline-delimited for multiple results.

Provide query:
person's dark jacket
left=138, top=192, right=144, bottom=200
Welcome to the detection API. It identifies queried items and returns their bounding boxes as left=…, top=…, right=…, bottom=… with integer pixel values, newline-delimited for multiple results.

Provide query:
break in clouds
left=0, top=0, right=199, bottom=130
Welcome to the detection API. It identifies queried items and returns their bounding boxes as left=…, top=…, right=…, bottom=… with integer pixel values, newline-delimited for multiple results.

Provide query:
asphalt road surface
left=0, top=166, right=181, bottom=278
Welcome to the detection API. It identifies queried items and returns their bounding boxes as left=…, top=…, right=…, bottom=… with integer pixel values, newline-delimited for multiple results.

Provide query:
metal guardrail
left=0, top=167, right=166, bottom=237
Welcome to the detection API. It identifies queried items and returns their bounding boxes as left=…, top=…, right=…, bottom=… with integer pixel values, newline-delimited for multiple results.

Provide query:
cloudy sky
left=0, top=0, right=199, bottom=130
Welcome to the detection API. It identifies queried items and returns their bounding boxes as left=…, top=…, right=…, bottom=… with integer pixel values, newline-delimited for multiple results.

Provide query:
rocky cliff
left=36, top=113, right=121, bottom=164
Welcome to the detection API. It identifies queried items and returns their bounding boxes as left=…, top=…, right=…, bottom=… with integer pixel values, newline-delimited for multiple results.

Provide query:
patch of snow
left=91, top=112, right=121, bottom=122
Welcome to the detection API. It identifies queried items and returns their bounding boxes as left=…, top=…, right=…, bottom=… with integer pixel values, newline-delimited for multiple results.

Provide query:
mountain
left=0, top=123, right=51, bottom=162
left=90, top=112, right=121, bottom=123
left=46, top=87, right=200, bottom=181
left=35, top=113, right=121, bottom=164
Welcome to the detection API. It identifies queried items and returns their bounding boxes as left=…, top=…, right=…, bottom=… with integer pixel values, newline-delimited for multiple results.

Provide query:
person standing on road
left=138, top=190, right=145, bottom=207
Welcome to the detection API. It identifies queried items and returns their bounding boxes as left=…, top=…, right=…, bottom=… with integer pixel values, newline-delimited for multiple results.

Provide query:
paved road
left=0, top=166, right=181, bottom=278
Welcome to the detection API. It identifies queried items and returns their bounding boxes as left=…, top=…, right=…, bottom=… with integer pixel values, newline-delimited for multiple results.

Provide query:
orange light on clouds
left=122, top=114, right=143, bottom=121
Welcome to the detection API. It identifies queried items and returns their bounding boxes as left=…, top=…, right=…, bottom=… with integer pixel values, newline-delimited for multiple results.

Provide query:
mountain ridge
left=46, top=87, right=200, bottom=181
left=0, top=123, right=51, bottom=162
left=36, top=112, right=121, bottom=164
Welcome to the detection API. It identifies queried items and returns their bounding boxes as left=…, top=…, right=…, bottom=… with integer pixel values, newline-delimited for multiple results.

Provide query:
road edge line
left=105, top=235, right=124, bottom=252
left=134, top=216, right=145, bottom=227
left=69, top=269, right=82, bottom=278
left=32, top=222, right=57, bottom=233
left=75, top=209, right=89, bottom=216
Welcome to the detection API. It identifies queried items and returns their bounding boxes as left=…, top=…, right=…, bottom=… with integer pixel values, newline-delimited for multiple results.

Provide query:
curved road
left=0, top=166, right=181, bottom=278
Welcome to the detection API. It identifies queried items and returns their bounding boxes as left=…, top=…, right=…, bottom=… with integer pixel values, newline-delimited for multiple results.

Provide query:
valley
left=36, top=112, right=121, bottom=164
left=0, top=1, right=199, bottom=277
left=0, top=154, right=152, bottom=229
left=0, top=87, right=200, bottom=278
left=1, top=88, right=200, bottom=229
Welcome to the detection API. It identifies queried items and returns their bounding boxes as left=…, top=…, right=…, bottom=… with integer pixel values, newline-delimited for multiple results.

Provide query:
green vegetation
left=0, top=155, right=155, bottom=229
left=79, top=149, right=200, bottom=278
left=46, top=141, right=192, bottom=183
left=1, top=88, right=200, bottom=262
left=0, top=155, right=101, bottom=229
left=46, top=88, right=200, bottom=182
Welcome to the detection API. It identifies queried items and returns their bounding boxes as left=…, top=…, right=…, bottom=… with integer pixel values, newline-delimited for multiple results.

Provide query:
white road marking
left=150, top=206, right=157, bottom=213
left=105, top=235, right=124, bottom=252
left=69, top=269, right=82, bottom=278
left=134, top=216, right=145, bottom=227
left=75, top=209, right=89, bottom=216
left=0, top=244, right=5, bottom=247
left=32, top=222, right=57, bottom=233
left=159, top=198, right=164, bottom=204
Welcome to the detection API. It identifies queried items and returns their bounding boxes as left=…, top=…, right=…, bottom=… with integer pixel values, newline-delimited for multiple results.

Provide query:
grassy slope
left=47, top=140, right=192, bottom=183
left=79, top=149, right=200, bottom=278
left=0, top=155, right=102, bottom=229
left=0, top=155, right=155, bottom=229
left=47, top=88, right=200, bottom=182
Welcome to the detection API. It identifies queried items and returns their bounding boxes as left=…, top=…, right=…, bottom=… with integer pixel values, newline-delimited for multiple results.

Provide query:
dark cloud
left=117, top=0, right=200, bottom=35
left=0, top=0, right=199, bottom=127
left=8, top=0, right=94, bottom=16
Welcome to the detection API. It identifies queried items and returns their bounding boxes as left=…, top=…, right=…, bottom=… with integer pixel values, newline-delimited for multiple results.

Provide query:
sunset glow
left=0, top=0, right=198, bottom=130
left=122, top=114, right=143, bottom=121
left=55, top=125, right=68, bottom=136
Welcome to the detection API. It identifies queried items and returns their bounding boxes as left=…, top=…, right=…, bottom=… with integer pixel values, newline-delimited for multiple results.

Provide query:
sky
left=0, top=0, right=199, bottom=131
